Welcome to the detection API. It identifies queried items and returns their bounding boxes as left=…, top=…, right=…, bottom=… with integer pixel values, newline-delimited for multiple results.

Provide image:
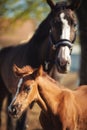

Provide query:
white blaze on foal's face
left=13, top=78, right=23, bottom=101
left=8, top=78, right=23, bottom=111
left=58, top=13, right=71, bottom=66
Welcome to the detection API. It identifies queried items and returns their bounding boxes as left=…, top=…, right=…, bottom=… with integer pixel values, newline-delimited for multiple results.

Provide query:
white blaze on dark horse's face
left=60, top=13, right=70, bottom=40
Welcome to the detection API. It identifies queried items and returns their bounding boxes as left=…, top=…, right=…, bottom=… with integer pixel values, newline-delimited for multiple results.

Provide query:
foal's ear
left=30, top=66, right=43, bottom=79
left=68, top=0, right=81, bottom=10
left=13, top=64, right=25, bottom=77
left=13, top=64, right=33, bottom=77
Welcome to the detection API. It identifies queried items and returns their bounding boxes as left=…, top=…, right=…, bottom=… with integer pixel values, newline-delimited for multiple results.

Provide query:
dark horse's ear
left=46, top=0, right=55, bottom=10
left=13, top=64, right=33, bottom=77
left=67, top=0, right=81, bottom=10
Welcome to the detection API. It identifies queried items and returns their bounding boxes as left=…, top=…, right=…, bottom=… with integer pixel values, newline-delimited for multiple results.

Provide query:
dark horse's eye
left=74, top=23, right=77, bottom=30
left=23, top=86, right=30, bottom=93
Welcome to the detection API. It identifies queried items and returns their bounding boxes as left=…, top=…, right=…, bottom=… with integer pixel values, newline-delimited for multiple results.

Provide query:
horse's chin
left=56, top=62, right=71, bottom=74
left=13, top=114, right=20, bottom=119
left=9, top=113, right=21, bottom=119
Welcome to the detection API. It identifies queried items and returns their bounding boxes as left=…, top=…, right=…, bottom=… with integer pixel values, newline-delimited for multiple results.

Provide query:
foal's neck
left=36, top=73, right=62, bottom=113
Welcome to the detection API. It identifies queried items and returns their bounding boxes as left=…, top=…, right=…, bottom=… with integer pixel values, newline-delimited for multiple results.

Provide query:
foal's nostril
left=11, top=105, right=17, bottom=115
left=8, top=103, right=21, bottom=116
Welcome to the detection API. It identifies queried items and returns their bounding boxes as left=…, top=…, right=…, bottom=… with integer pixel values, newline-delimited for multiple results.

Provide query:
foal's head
left=8, top=65, right=41, bottom=118
left=46, top=0, right=81, bottom=73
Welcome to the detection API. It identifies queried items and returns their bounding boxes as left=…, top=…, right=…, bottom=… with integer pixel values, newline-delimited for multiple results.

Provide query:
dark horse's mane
left=29, top=13, right=51, bottom=45
left=0, top=12, right=52, bottom=68
left=0, top=14, right=53, bottom=75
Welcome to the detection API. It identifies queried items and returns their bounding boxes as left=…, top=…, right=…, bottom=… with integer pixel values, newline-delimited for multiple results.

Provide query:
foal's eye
left=23, top=86, right=30, bottom=93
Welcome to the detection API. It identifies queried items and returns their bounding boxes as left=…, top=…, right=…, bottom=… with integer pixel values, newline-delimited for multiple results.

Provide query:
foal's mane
left=39, top=70, right=61, bottom=87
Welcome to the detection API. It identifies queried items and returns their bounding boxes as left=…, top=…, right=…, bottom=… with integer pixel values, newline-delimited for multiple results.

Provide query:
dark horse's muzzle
left=51, top=39, right=73, bottom=73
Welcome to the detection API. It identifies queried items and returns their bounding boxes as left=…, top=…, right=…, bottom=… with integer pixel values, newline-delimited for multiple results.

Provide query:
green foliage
left=0, top=0, right=49, bottom=21
left=0, top=0, right=62, bottom=21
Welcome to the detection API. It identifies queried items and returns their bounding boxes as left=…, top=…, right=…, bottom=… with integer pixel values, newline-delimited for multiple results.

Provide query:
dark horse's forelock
left=54, top=2, right=67, bottom=11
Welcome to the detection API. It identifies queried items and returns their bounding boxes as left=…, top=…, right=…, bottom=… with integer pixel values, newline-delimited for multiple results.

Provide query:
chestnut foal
left=8, top=65, right=87, bottom=130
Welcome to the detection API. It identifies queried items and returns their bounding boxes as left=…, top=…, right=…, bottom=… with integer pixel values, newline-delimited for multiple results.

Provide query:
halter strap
left=44, top=39, right=55, bottom=72
left=49, top=30, right=73, bottom=50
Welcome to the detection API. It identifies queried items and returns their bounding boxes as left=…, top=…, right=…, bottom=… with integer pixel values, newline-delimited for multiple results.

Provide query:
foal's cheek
left=21, top=100, right=29, bottom=112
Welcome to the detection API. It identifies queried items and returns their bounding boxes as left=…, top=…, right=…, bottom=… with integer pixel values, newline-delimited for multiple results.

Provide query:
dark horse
left=0, top=0, right=80, bottom=130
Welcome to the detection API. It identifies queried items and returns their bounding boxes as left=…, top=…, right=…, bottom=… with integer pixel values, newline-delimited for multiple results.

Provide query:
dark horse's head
left=45, top=0, right=81, bottom=73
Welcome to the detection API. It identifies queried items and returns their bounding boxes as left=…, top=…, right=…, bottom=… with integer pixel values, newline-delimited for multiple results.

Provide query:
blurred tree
left=0, top=0, right=50, bottom=32
left=0, top=0, right=62, bottom=32
left=76, top=0, right=87, bottom=85
left=0, top=0, right=63, bottom=22
left=0, top=0, right=49, bottom=32
left=0, top=0, right=50, bottom=21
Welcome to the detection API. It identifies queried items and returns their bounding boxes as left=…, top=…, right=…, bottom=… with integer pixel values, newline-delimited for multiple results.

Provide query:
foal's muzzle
left=8, top=103, right=22, bottom=118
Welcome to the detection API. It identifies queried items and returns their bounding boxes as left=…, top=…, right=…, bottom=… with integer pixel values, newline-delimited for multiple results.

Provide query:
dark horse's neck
left=26, top=13, right=52, bottom=68
left=0, top=13, right=52, bottom=70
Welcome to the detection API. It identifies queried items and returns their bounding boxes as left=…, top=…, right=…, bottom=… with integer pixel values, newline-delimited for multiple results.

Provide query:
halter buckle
left=44, top=61, right=50, bottom=71
left=52, top=44, right=56, bottom=50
